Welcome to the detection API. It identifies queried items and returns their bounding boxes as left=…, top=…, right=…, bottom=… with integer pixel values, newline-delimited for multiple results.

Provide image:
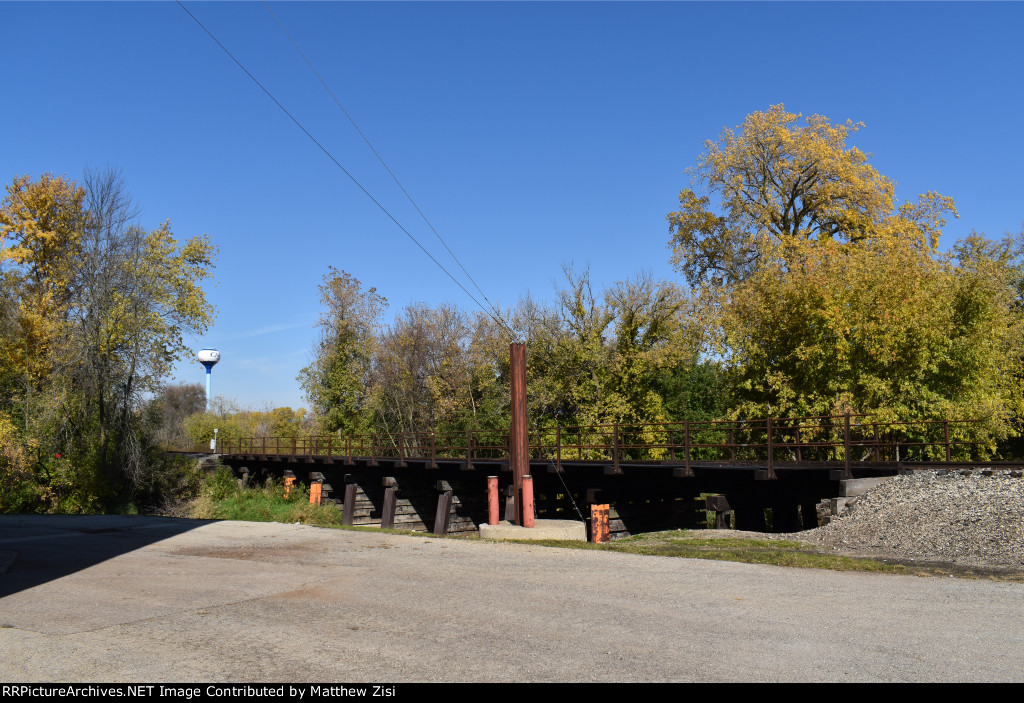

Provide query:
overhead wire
left=176, top=1, right=518, bottom=339
left=261, top=1, right=510, bottom=334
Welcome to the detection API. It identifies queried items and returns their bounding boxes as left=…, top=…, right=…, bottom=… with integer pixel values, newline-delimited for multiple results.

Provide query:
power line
left=176, top=1, right=518, bottom=339
left=261, top=1, right=509, bottom=331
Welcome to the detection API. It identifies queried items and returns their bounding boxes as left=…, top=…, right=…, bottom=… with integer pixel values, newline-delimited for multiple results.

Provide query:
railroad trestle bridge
left=217, top=414, right=1016, bottom=539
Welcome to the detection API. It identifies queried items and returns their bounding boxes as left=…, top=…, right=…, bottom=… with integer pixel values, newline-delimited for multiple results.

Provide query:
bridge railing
left=218, top=414, right=994, bottom=468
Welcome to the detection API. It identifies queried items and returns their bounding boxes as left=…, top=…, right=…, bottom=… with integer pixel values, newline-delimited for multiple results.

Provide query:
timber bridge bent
left=217, top=414, right=1019, bottom=539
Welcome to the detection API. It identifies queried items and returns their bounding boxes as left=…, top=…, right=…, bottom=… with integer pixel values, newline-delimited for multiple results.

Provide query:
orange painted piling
left=590, top=504, right=610, bottom=543
left=309, top=481, right=322, bottom=506
left=487, top=476, right=499, bottom=525
left=522, top=475, right=535, bottom=528
left=284, top=476, right=295, bottom=498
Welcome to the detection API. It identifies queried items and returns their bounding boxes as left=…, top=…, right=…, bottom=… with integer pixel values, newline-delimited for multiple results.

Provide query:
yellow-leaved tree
left=668, top=104, right=956, bottom=290
left=0, top=169, right=217, bottom=511
left=669, top=106, right=1024, bottom=456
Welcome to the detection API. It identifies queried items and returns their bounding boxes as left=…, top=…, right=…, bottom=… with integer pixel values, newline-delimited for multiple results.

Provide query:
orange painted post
left=487, top=476, right=499, bottom=525
left=590, top=504, right=610, bottom=543
left=309, top=481, right=322, bottom=506
left=522, top=475, right=535, bottom=528
left=284, top=476, right=295, bottom=498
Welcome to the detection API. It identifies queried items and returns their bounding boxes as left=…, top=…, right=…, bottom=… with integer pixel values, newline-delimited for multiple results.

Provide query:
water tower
left=197, top=348, right=220, bottom=411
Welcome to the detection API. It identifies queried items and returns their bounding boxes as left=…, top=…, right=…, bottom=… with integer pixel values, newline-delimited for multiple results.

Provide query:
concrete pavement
left=1, top=514, right=1021, bottom=682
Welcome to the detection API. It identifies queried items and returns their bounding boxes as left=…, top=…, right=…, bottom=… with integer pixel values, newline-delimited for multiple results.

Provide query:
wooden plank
left=434, top=491, right=453, bottom=535
left=342, top=484, right=357, bottom=526
left=381, top=486, right=397, bottom=529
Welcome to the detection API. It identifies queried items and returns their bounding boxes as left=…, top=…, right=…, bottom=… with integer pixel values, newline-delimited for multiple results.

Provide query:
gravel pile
left=795, top=470, right=1024, bottom=570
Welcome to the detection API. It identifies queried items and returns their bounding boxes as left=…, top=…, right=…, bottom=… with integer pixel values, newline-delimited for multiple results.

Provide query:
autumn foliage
left=0, top=170, right=216, bottom=512
left=296, top=106, right=1023, bottom=458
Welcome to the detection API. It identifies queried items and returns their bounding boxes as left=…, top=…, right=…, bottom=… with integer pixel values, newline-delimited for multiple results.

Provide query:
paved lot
left=1, top=515, right=1022, bottom=682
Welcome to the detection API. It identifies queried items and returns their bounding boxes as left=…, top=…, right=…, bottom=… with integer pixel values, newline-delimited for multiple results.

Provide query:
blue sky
left=4, top=1, right=1023, bottom=410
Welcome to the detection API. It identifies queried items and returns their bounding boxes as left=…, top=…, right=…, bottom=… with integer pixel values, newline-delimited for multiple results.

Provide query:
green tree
left=720, top=234, right=1023, bottom=452
left=667, top=108, right=1022, bottom=456
left=0, top=170, right=217, bottom=512
left=299, top=268, right=386, bottom=435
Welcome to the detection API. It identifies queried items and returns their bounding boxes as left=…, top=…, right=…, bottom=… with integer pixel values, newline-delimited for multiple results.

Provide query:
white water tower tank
left=198, top=348, right=220, bottom=411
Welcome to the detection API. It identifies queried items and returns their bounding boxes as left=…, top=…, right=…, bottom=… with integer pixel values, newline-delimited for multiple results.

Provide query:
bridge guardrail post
left=844, top=412, right=852, bottom=479
left=556, top=425, right=561, bottom=473
left=766, top=417, right=774, bottom=479
left=944, top=421, right=951, bottom=462
left=684, top=421, right=690, bottom=476
left=613, top=423, right=620, bottom=474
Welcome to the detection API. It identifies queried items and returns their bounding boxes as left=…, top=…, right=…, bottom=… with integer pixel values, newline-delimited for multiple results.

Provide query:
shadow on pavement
left=0, top=514, right=215, bottom=599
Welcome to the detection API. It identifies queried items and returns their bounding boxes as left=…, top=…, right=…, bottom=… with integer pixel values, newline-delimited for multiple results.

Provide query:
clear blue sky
left=4, top=1, right=1023, bottom=410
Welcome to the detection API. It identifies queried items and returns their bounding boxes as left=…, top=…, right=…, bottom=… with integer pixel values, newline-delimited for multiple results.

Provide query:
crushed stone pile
left=795, top=470, right=1024, bottom=570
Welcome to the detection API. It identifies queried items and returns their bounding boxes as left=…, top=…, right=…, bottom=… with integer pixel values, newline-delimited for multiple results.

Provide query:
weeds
left=189, top=468, right=342, bottom=527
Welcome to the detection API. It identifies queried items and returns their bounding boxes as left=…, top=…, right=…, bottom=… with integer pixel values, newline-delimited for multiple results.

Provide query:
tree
left=721, top=233, right=1024, bottom=452
left=666, top=107, right=1023, bottom=456
left=667, top=104, right=956, bottom=289
left=0, top=173, right=84, bottom=386
left=0, top=170, right=217, bottom=511
left=299, top=268, right=386, bottom=435
left=369, top=303, right=466, bottom=438
left=69, top=168, right=216, bottom=492
left=149, top=382, right=207, bottom=449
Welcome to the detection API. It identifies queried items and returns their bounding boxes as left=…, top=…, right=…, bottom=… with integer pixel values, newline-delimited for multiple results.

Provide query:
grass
left=189, top=468, right=344, bottom=526
left=489, top=530, right=1024, bottom=581
left=189, top=470, right=1023, bottom=582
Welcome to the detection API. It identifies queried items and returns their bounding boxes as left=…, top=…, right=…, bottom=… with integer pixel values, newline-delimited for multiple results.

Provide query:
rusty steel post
left=522, top=475, right=535, bottom=528
left=487, top=476, right=499, bottom=525
left=944, top=421, right=951, bottom=462
left=510, top=342, right=528, bottom=525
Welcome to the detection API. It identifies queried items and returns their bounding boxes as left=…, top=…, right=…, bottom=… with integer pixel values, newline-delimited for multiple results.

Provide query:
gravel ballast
left=793, top=470, right=1024, bottom=570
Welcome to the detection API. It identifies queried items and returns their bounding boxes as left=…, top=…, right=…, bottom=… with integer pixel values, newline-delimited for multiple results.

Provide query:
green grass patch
left=486, top=530, right=1024, bottom=580
left=190, top=468, right=343, bottom=527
